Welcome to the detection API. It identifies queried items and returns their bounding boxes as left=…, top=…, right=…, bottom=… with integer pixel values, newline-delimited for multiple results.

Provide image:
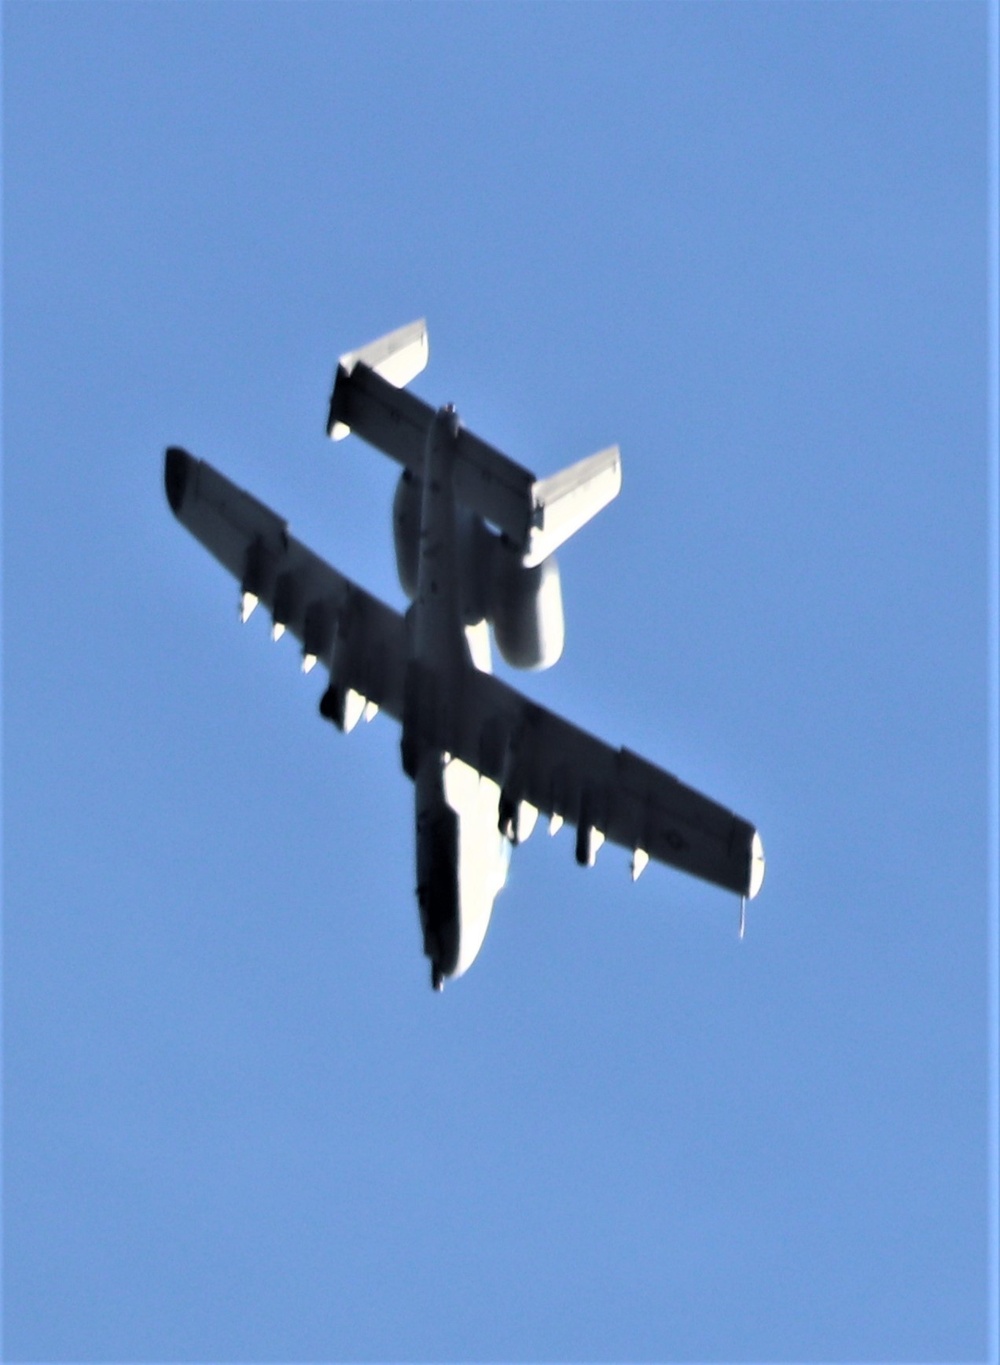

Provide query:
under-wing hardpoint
left=165, top=320, right=765, bottom=990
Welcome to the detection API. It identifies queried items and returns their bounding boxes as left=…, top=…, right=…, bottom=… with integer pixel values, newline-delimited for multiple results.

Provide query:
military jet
left=165, top=321, right=764, bottom=990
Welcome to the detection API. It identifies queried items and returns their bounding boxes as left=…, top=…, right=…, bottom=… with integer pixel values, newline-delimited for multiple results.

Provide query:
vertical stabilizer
left=523, top=445, right=621, bottom=567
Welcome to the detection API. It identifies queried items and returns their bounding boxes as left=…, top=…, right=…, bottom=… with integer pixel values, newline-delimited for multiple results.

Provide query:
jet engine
left=392, top=469, right=565, bottom=669
left=392, top=469, right=421, bottom=600
left=490, top=539, right=564, bottom=670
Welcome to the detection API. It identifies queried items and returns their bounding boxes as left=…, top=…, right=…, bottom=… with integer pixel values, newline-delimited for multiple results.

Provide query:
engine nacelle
left=394, top=469, right=565, bottom=668
left=491, top=542, right=564, bottom=670
left=392, top=470, right=421, bottom=599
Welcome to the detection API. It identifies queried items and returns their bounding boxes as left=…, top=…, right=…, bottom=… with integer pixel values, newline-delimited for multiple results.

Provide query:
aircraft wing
left=164, top=447, right=408, bottom=720
left=164, top=445, right=761, bottom=899
left=405, top=661, right=764, bottom=900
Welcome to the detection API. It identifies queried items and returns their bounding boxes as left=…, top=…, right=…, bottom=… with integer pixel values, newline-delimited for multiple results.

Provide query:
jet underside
left=165, top=321, right=765, bottom=990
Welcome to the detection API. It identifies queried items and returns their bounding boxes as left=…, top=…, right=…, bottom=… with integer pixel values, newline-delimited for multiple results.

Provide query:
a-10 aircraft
left=165, top=321, right=765, bottom=990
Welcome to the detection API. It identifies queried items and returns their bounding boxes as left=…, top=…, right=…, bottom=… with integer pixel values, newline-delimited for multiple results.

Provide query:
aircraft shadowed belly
left=164, top=320, right=765, bottom=992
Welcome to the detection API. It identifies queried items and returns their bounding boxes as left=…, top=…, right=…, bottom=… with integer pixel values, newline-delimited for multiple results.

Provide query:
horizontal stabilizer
left=328, top=359, right=536, bottom=544
left=328, top=329, right=619, bottom=561
left=524, top=445, right=621, bottom=568
left=329, top=320, right=428, bottom=440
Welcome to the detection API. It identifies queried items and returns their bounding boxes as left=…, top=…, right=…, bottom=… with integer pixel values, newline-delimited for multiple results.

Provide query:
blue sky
left=3, top=3, right=996, bottom=1360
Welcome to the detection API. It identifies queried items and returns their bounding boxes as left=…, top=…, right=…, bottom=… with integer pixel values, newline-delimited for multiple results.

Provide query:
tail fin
left=523, top=445, right=621, bottom=567
left=328, top=320, right=429, bottom=439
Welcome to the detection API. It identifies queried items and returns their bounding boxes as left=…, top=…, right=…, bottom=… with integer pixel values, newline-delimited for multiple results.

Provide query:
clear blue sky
left=4, top=3, right=996, bottom=1360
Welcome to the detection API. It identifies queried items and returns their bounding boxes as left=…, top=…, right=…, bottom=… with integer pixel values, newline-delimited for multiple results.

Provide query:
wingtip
left=747, top=830, right=765, bottom=900
left=164, top=446, right=193, bottom=516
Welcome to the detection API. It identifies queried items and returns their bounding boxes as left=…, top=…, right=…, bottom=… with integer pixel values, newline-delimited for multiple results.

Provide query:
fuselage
left=404, top=406, right=512, bottom=990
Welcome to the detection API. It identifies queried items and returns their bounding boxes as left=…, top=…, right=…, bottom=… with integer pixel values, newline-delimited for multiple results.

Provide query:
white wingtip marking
left=748, top=830, right=766, bottom=899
